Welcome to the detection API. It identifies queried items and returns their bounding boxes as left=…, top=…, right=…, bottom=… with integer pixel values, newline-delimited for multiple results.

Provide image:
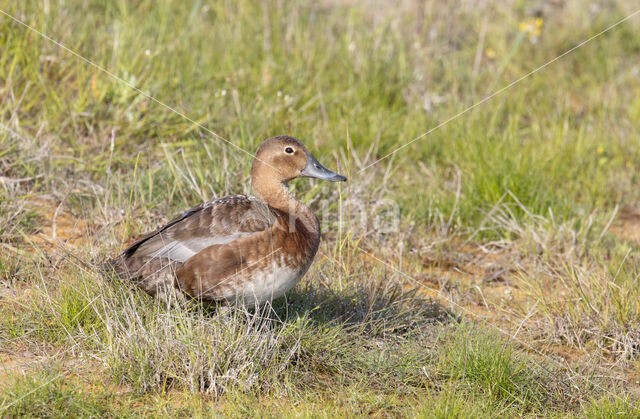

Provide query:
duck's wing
left=119, top=195, right=277, bottom=264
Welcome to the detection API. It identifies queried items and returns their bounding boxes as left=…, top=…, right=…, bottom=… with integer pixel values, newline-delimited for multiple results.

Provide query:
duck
left=107, top=135, right=346, bottom=306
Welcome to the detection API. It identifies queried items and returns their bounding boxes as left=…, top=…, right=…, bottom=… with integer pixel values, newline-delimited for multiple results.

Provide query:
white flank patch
left=229, top=255, right=303, bottom=307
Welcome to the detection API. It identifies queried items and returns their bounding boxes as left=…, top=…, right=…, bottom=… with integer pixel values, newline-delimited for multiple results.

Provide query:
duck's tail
left=65, top=249, right=127, bottom=281
left=100, top=254, right=133, bottom=281
left=100, top=258, right=118, bottom=278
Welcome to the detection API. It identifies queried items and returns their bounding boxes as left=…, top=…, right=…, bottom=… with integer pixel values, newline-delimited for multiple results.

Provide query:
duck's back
left=108, top=195, right=277, bottom=297
left=108, top=194, right=320, bottom=305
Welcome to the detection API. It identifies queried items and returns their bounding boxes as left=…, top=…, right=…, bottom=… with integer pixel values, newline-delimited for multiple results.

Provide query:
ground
left=1, top=0, right=640, bottom=416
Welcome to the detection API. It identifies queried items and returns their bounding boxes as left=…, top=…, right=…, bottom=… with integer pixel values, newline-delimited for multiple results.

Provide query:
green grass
left=1, top=0, right=640, bottom=415
left=0, top=369, right=120, bottom=418
left=0, top=254, right=632, bottom=416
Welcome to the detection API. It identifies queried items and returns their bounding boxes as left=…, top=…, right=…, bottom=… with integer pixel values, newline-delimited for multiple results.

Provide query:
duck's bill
left=301, top=153, right=347, bottom=182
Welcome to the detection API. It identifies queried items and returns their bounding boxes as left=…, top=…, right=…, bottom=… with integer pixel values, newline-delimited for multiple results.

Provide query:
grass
left=1, top=0, right=640, bottom=415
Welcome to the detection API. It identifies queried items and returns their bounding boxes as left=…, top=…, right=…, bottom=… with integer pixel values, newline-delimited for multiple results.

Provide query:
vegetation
left=1, top=0, right=639, bottom=415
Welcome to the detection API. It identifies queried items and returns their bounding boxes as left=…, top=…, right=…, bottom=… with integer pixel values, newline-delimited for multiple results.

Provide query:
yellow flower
left=519, top=17, right=543, bottom=40
left=485, top=48, right=496, bottom=58
left=597, top=146, right=604, bottom=154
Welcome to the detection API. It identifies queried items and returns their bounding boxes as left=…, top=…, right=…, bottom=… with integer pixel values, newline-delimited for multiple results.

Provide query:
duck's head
left=251, top=136, right=347, bottom=184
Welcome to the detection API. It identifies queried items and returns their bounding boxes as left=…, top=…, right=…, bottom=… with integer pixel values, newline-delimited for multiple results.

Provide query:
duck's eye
left=284, top=147, right=294, bottom=154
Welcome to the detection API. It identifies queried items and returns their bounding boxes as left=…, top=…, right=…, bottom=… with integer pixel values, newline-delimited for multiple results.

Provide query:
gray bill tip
left=300, top=153, right=347, bottom=182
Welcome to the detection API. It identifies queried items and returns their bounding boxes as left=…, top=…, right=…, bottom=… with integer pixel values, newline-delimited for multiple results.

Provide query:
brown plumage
left=107, top=136, right=346, bottom=306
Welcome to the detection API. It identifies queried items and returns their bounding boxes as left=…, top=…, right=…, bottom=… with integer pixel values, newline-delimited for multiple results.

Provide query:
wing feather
left=119, top=195, right=276, bottom=264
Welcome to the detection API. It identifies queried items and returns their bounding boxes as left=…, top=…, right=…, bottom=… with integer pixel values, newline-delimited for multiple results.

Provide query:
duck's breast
left=229, top=215, right=319, bottom=306
left=230, top=252, right=304, bottom=306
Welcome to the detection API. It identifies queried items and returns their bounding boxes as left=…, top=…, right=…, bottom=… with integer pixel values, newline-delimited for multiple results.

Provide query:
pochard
left=108, top=136, right=346, bottom=306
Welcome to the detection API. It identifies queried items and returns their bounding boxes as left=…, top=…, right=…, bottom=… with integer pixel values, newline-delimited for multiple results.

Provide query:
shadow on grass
left=183, top=274, right=456, bottom=339
left=272, top=280, right=454, bottom=334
